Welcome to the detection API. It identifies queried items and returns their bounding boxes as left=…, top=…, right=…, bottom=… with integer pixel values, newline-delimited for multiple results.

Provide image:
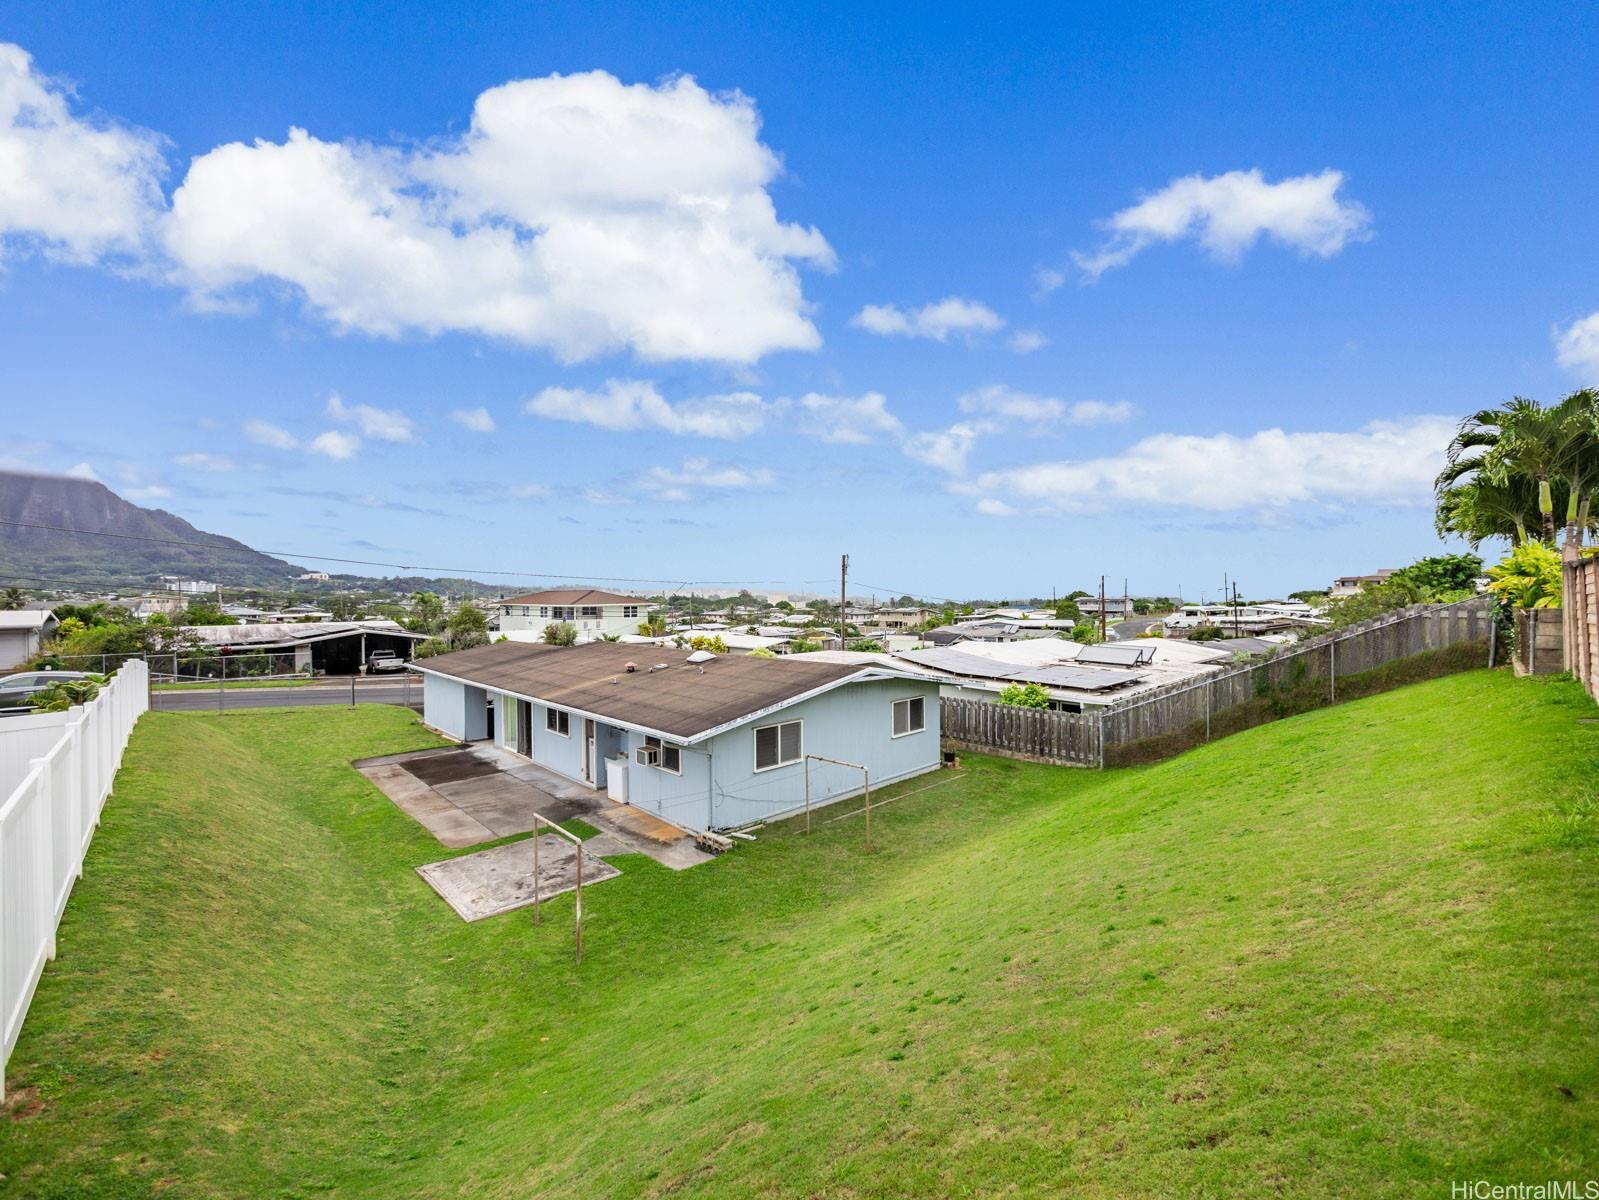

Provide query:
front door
left=516, top=699, right=532, bottom=757
left=583, top=718, right=595, bottom=783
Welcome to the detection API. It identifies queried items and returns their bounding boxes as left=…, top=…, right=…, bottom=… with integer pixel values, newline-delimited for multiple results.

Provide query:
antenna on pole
left=1098, top=574, right=1107, bottom=642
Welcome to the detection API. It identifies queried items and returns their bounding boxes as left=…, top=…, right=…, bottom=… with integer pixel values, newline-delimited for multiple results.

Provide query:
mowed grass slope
left=3, top=671, right=1596, bottom=1198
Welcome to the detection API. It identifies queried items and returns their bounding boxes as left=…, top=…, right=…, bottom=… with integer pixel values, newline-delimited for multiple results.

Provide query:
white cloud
left=954, top=384, right=1136, bottom=429
left=1072, top=168, right=1372, bottom=279
left=326, top=393, right=414, bottom=442
left=851, top=297, right=1004, bottom=342
left=903, top=422, right=989, bottom=475
left=308, top=430, right=359, bottom=460
left=1555, top=312, right=1599, bottom=378
left=1033, top=267, right=1066, bottom=297
left=525, top=379, right=772, bottom=439
left=970, top=416, right=1453, bottom=514
left=639, top=456, right=775, bottom=502
left=124, top=483, right=171, bottom=501
left=163, top=72, right=833, bottom=364
left=795, top=391, right=905, bottom=444
left=1009, top=329, right=1048, bottom=354
left=173, top=451, right=233, bottom=471
left=65, top=461, right=98, bottom=481
left=450, top=406, right=496, bottom=433
left=0, top=43, right=166, bottom=264
left=975, top=497, right=1014, bottom=517
left=243, top=419, right=299, bottom=449
left=506, top=482, right=550, bottom=498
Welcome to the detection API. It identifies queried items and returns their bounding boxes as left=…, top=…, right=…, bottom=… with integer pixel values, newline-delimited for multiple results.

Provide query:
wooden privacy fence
left=1564, top=549, right=1599, bottom=702
left=0, top=659, right=148, bottom=1096
left=941, top=696, right=1100, bottom=765
left=940, top=597, right=1494, bottom=769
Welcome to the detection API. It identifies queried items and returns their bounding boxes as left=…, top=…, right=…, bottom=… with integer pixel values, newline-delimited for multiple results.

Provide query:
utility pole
left=1098, top=574, right=1107, bottom=642
left=839, top=554, right=849, bottom=648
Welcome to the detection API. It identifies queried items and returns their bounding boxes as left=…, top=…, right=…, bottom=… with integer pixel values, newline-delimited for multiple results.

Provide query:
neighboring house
left=870, top=606, right=935, bottom=630
left=0, top=610, right=58, bottom=668
left=130, top=594, right=184, bottom=620
left=180, top=619, right=426, bottom=674
left=1329, top=570, right=1396, bottom=598
left=298, top=571, right=332, bottom=582
left=496, top=589, right=647, bottom=643
left=413, top=641, right=943, bottom=832
left=893, top=636, right=1233, bottom=712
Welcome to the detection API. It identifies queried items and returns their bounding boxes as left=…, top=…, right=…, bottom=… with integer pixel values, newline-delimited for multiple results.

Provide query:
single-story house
left=0, top=610, right=57, bottom=669
left=496, top=588, right=647, bottom=643
left=413, top=641, right=943, bottom=833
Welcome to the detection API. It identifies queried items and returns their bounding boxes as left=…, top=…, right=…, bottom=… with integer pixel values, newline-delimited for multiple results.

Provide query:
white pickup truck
left=365, top=650, right=408, bottom=674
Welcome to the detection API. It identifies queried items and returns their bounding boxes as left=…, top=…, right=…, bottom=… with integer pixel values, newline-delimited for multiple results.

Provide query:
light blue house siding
left=619, top=678, right=942, bottom=830
left=421, top=670, right=941, bottom=833
left=422, top=673, right=487, bottom=742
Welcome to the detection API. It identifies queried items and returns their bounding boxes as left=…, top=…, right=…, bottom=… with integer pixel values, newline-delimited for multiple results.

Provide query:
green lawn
left=3, top=671, right=1596, bottom=1198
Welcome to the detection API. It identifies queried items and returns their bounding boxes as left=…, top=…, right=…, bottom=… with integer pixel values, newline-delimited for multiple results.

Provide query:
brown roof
left=497, top=589, right=643, bottom=607
left=415, top=641, right=866, bottom=741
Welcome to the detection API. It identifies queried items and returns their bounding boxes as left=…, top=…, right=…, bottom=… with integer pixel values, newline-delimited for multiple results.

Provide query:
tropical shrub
left=997, top=682, right=1051, bottom=708
left=413, top=637, right=451, bottom=658
left=1486, top=541, right=1563, bottom=609
left=542, top=622, right=578, bottom=647
left=30, top=675, right=105, bottom=712
left=747, top=647, right=778, bottom=659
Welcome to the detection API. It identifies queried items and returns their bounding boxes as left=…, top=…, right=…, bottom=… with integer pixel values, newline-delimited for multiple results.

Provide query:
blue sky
left=4, top=2, right=1598, bottom=601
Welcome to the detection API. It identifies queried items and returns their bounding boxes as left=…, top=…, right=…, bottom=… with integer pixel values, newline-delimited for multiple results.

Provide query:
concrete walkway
left=354, top=743, right=714, bottom=870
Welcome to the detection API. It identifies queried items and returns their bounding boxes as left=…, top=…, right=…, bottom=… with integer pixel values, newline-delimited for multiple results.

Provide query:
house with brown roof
left=412, top=641, right=943, bottom=832
left=495, top=588, right=647, bottom=643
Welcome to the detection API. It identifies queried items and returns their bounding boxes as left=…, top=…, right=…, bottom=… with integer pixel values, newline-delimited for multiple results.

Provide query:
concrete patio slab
left=416, top=836, right=620, bottom=921
left=355, top=744, right=716, bottom=870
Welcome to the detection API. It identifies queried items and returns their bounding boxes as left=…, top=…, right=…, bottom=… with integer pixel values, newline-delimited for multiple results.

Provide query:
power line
left=0, top=519, right=781, bottom=589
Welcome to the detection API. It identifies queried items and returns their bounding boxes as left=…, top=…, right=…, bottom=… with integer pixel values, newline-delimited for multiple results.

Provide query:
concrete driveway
left=355, top=743, right=713, bottom=870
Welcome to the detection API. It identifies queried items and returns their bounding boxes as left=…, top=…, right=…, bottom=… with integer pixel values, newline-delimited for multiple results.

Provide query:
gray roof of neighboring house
left=497, top=589, right=642, bottom=607
left=182, top=619, right=424, bottom=648
left=895, top=646, right=1146, bottom=692
left=413, top=640, right=918, bottom=742
left=0, top=610, right=56, bottom=630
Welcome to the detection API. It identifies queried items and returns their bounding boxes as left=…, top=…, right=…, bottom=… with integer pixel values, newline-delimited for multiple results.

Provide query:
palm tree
left=1435, top=391, right=1599, bottom=547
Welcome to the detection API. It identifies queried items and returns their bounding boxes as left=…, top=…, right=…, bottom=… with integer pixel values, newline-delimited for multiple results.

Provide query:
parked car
left=365, top=650, right=407, bottom=674
left=0, top=669, right=94, bottom=709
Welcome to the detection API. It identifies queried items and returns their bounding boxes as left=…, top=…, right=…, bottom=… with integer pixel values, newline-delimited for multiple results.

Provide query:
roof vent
left=623, top=661, right=638, bottom=673
left=686, top=649, right=716, bottom=664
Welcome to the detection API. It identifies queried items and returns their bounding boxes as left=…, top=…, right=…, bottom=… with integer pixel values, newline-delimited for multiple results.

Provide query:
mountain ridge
left=0, top=470, right=307, bottom=587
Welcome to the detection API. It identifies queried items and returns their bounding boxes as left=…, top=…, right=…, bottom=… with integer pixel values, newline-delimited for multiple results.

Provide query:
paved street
left=151, top=679, right=421, bottom=712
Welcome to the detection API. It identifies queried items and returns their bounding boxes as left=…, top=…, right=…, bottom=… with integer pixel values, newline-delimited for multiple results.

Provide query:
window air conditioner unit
left=635, top=745, right=660, bottom=767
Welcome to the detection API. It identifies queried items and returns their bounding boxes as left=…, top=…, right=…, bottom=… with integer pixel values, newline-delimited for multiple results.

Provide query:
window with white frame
left=538, top=605, right=550, bottom=618
left=892, top=696, right=925, bottom=737
left=753, top=719, right=802, bottom=771
left=552, top=606, right=575, bottom=620
left=580, top=606, right=600, bottom=618
left=643, top=735, right=681, bottom=774
left=623, top=605, right=640, bottom=619
left=545, top=707, right=570, bottom=736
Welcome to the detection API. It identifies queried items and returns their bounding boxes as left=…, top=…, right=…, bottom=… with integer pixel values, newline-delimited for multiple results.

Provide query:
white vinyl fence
left=0, top=659, right=148, bottom=1094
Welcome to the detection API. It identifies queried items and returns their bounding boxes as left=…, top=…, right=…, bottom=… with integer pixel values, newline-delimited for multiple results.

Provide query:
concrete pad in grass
left=416, top=836, right=620, bottom=922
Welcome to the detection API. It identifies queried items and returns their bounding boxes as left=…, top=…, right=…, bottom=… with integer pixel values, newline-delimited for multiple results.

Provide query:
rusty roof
left=496, top=589, right=643, bottom=606
left=413, top=641, right=870, bottom=741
